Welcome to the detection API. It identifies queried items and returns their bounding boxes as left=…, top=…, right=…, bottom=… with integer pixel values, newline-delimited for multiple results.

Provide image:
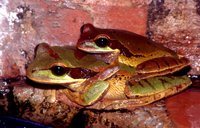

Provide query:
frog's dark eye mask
left=50, top=65, right=97, bottom=79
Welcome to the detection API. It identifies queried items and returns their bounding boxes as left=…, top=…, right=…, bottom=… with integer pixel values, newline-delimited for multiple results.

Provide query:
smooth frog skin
left=27, top=43, right=119, bottom=105
left=27, top=43, right=191, bottom=110
left=77, top=24, right=190, bottom=81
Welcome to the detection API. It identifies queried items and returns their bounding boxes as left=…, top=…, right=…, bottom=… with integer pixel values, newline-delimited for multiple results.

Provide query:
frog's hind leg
left=136, top=57, right=190, bottom=77
left=125, top=75, right=191, bottom=102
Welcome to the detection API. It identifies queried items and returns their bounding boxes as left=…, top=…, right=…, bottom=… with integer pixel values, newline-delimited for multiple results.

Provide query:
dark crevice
left=148, top=0, right=170, bottom=24
left=195, top=0, right=200, bottom=15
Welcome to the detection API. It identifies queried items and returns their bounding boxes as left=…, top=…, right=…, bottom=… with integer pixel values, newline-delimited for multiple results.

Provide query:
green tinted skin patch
left=127, top=75, right=191, bottom=97
left=83, top=80, right=109, bottom=105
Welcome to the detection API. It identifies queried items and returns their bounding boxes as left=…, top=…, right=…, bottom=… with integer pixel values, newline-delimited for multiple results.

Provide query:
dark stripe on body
left=158, top=77, right=172, bottom=89
left=163, top=58, right=170, bottom=67
left=144, top=79, right=156, bottom=90
left=153, top=60, right=161, bottom=70
left=138, top=81, right=144, bottom=87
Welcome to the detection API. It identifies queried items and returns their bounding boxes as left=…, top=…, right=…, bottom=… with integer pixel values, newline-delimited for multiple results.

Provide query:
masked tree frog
left=26, top=43, right=119, bottom=105
left=27, top=43, right=191, bottom=110
left=77, top=23, right=191, bottom=98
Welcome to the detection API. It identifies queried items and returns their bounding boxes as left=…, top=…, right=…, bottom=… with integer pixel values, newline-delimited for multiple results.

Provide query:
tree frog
left=77, top=23, right=191, bottom=98
left=26, top=43, right=119, bottom=105
left=77, top=23, right=190, bottom=77
left=27, top=43, right=191, bottom=109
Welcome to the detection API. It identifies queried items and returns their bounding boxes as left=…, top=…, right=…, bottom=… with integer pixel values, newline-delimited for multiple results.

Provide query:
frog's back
left=110, top=29, right=177, bottom=58
left=100, top=29, right=178, bottom=67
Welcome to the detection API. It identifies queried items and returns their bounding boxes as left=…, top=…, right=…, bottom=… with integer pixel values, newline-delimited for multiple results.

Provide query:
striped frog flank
left=126, top=76, right=191, bottom=97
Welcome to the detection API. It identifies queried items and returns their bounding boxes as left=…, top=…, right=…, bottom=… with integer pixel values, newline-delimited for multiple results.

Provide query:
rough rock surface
left=148, top=0, right=200, bottom=74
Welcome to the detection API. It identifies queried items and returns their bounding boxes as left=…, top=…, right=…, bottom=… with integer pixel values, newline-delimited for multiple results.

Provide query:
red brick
left=89, top=5, right=147, bottom=35
left=32, top=0, right=148, bottom=46
left=41, top=9, right=92, bottom=46
left=72, top=0, right=133, bottom=7
left=166, top=87, right=200, bottom=128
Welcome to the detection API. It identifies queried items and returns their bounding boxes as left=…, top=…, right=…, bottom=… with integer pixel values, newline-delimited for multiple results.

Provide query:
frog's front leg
left=43, top=89, right=56, bottom=103
left=65, top=65, right=119, bottom=106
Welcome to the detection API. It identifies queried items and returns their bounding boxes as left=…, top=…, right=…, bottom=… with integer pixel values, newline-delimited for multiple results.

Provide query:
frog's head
left=26, top=43, right=100, bottom=85
left=77, top=23, right=121, bottom=54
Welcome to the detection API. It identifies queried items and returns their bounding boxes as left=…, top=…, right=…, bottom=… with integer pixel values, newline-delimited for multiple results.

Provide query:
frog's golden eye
left=51, top=66, right=68, bottom=76
left=95, top=37, right=109, bottom=48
